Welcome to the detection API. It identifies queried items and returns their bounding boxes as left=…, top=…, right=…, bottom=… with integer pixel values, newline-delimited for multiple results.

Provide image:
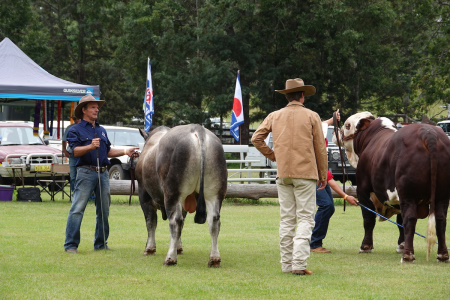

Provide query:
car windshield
left=327, top=127, right=336, bottom=146
left=438, top=122, right=450, bottom=133
left=0, top=126, right=44, bottom=146
left=106, top=128, right=144, bottom=147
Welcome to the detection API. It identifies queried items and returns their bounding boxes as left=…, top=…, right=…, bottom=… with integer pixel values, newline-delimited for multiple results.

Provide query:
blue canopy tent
left=0, top=37, right=101, bottom=138
left=0, top=37, right=100, bottom=101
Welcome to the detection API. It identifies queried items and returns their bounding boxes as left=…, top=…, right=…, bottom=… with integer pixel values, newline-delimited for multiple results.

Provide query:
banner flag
left=144, top=57, right=154, bottom=132
left=230, top=71, right=243, bottom=142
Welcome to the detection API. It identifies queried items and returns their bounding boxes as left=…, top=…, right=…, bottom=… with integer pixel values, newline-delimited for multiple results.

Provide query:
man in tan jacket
left=251, top=78, right=328, bottom=275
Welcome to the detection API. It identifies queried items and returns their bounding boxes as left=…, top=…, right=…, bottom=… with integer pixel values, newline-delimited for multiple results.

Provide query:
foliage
left=0, top=0, right=448, bottom=130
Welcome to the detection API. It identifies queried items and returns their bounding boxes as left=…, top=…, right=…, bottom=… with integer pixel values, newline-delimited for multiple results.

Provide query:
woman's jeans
left=310, top=184, right=335, bottom=249
left=64, top=167, right=110, bottom=250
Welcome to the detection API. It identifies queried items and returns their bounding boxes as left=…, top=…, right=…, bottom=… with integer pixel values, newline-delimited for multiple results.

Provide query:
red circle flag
left=233, top=98, right=242, bottom=117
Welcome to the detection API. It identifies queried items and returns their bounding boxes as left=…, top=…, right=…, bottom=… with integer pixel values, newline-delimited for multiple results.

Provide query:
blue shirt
left=67, top=120, right=112, bottom=167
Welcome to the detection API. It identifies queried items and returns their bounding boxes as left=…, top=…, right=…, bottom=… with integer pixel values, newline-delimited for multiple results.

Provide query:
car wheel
left=109, top=165, right=125, bottom=180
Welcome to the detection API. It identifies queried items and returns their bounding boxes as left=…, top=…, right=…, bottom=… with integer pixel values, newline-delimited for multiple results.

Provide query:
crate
left=0, top=186, right=14, bottom=201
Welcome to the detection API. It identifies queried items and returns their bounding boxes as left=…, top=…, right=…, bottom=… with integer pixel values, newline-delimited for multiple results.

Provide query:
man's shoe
left=95, top=246, right=115, bottom=251
left=65, top=248, right=79, bottom=254
left=311, top=246, right=331, bottom=253
left=292, top=269, right=313, bottom=276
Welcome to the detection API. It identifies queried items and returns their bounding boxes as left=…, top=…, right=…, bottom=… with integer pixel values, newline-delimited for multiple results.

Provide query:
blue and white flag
left=230, top=71, right=243, bottom=141
left=144, top=58, right=154, bottom=132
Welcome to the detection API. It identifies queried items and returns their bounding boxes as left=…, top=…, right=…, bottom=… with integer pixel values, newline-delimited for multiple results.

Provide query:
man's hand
left=335, top=109, right=340, bottom=122
left=124, top=147, right=140, bottom=157
left=317, top=180, right=327, bottom=191
left=345, top=195, right=359, bottom=206
left=91, top=138, right=101, bottom=149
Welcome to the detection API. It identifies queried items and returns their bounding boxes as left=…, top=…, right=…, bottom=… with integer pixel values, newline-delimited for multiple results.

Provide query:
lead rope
left=333, top=111, right=346, bottom=212
left=128, top=151, right=140, bottom=205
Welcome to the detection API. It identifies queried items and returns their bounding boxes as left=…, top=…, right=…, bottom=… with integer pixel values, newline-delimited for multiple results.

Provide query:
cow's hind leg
left=139, top=190, right=157, bottom=255
left=400, top=202, right=417, bottom=263
left=396, top=214, right=405, bottom=254
left=206, top=199, right=221, bottom=268
left=176, top=210, right=187, bottom=255
left=164, top=200, right=184, bottom=266
left=435, top=199, right=449, bottom=263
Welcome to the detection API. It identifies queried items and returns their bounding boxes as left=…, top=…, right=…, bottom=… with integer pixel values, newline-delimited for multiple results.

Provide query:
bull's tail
left=194, top=126, right=207, bottom=224
left=423, top=127, right=437, bottom=260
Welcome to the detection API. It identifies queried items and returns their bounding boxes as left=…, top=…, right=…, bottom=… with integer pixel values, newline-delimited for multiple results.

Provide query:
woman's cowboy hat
left=74, top=94, right=105, bottom=119
left=275, top=78, right=316, bottom=96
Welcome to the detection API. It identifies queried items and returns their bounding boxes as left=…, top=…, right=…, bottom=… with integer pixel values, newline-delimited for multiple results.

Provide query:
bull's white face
left=335, top=111, right=374, bottom=168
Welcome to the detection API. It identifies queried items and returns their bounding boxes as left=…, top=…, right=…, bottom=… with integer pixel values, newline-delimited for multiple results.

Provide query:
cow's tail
left=194, top=126, right=207, bottom=224
left=423, top=127, right=437, bottom=260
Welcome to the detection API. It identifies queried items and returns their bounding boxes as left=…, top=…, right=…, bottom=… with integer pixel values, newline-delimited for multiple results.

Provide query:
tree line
left=1, top=0, right=448, bottom=143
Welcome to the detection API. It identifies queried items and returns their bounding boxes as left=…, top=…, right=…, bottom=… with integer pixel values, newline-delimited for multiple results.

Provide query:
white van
left=437, top=120, right=450, bottom=139
left=103, top=126, right=145, bottom=180
left=42, top=123, right=145, bottom=180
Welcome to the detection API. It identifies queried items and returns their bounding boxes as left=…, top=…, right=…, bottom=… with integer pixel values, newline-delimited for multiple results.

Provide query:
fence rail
left=223, top=145, right=276, bottom=183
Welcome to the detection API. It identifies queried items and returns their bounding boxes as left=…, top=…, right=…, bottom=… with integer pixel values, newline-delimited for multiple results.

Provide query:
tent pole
left=61, top=101, right=65, bottom=164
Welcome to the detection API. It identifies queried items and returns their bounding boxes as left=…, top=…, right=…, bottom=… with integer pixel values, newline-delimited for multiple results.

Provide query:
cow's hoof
left=177, top=248, right=183, bottom=255
left=144, top=248, right=156, bottom=256
left=359, top=245, right=373, bottom=253
left=396, top=242, right=405, bottom=254
left=208, top=257, right=221, bottom=268
left=401, top=255, right=415, bottom=263
left=163, top=258, right=177, bottom=266
left=436, top=254, right=449, bottom=263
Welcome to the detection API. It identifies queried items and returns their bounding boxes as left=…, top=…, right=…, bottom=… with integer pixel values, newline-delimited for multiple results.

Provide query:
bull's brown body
left=352, top=118, right=450, bottom=262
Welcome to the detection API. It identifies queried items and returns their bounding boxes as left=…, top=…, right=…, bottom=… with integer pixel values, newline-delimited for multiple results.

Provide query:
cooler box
left=0, top=186, right=14, bottom=201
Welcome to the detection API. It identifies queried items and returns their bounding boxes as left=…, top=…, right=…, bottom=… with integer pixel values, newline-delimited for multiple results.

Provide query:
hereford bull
left=337, top=113, right=450, bottom=263
left=135, top=124, right=227, bottom=267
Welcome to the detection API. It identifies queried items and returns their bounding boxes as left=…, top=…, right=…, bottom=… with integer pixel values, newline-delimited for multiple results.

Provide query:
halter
left=333, top=111, right=347, bottom=212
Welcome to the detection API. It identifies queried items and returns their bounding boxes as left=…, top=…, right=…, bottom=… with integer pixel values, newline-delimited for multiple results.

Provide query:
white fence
left=223, top=145, right=276, bottom=183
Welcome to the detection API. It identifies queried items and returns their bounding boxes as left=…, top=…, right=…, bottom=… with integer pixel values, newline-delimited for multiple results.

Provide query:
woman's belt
left=78, top=165, right=107, bottom=173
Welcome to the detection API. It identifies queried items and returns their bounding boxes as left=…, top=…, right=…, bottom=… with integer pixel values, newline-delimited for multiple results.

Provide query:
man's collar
left=80, top=119, right=99, bottom=127
left=287, top=101, right=305, bottom=107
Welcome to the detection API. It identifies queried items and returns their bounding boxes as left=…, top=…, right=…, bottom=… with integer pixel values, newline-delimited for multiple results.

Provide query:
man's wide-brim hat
left=74, top=94, right=105, bottom=119
left=275, top=78, right=316, bottom=96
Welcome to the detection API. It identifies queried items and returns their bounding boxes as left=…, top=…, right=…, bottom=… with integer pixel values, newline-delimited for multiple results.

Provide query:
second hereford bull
left=338, top=114, right=450, bottom=263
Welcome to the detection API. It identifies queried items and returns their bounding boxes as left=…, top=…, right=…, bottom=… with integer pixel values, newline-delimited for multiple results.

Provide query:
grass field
left=0, top=193, right=449, bottom=299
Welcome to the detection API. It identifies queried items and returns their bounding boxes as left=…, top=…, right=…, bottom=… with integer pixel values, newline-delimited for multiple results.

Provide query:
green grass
left=0, top=191, right=449, bottom=299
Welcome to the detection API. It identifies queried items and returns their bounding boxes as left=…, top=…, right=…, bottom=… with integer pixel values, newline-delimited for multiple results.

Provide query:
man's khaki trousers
left=276, top=177, right=316, bottom=272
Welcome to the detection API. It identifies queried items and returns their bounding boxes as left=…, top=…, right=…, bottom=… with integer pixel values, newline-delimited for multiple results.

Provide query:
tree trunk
left=110, top=181, right=357, bottom=200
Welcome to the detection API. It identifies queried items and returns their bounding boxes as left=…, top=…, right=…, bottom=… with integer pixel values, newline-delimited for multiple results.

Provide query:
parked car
left=103, top=126, right=145, bottom=180
left=245, top=126, right=356, bottom=184
left=38, top=123, right=145, bottom=181
left=437, top=120, right=450, bottom=139
left=325, top=126, right=356, bottom=185
left=0, top=122, right=65, bottom=185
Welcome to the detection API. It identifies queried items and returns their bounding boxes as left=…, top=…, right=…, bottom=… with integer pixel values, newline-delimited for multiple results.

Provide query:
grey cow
left=135, top=124, right=227, bottom=267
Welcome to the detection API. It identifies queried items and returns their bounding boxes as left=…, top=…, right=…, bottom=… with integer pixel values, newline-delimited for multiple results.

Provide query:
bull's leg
left=400, top=202, right=417, bottom=263
left=435, top=200, right=449, bottom=263
left=164, top=201, right=183, bottom=266
left=139, top=189, right=157, bottom=255
left=359, top=202, right=376, bottom=253
left=396, top=214, right=405, bottom=254
left=176, top=210, right=187, bottom=255
left=206, top=199, right=221, bottom=268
